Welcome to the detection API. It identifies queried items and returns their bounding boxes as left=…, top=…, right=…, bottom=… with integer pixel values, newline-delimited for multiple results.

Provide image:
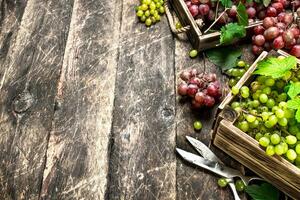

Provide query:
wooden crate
left=212, top=50, right=300, bottom=199
left=169, top=0, right=262, bottom=51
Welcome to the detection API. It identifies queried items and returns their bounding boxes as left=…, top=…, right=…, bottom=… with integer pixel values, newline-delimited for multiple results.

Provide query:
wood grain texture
left=39, top=0, right=121, bottom=199
left=107, top=1, right=176, bottom=199
left=0, top=0, right=74, bottom=199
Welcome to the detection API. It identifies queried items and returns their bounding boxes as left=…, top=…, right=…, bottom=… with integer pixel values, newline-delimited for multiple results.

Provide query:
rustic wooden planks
left=107, top=1, right=177, bottom=199
left=39, top=0, right=121, bottom=199
left=0, top=0, right=74, bottom=199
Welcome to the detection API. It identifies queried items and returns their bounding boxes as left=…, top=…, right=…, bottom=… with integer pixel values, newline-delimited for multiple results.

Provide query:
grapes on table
left=231, top=55, right=300, bottom=167
left=136, top=0, right=165, bottom=27
left=177, top=68, right=222, bottom=109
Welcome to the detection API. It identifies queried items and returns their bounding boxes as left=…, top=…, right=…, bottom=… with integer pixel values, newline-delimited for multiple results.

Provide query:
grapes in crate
left=177, top=68, right=223, bottom=108
left=230, top=55, right=300, bottom=167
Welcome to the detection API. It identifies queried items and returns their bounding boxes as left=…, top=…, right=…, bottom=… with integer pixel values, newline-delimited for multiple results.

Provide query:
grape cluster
left=226, top=60, right=250, bottom=88
left=136, top=0, right=165, bottom=27
left=231, top=56, right=300, bottom=166
left=177, top=68, right=222, bottom=108
left=184, top=0, right=296, bottom=26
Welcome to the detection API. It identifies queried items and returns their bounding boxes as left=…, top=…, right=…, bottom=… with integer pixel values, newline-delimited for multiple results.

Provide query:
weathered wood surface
left=0, top=0, right=254, bottom=199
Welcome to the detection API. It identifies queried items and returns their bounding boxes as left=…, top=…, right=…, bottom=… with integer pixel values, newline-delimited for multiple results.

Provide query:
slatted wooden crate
left=212, top=50, right=300, bottom=199
left=168, top=0, right=262, bottom=51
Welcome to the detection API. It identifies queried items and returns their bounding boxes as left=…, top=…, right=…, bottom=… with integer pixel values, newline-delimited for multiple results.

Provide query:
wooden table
left=0, top=0, right=254, bottom=199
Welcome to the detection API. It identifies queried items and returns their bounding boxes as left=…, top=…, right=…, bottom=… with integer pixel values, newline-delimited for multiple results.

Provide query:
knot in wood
left=12, top=89, right=34, bottom=113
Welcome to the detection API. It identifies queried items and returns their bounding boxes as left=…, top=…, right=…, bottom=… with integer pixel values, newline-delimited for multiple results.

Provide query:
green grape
left=145, top=18, right=152, bottom=26
left=286, top=135, right=297, bottom=145
left=260, top=106, right=269, bottom=112
left=218, top=178, right=228, bottom=187
left=193, top=121, right=202, bottom=130
left=288, top=118, right=297, bottom=126
left=259, top=94, right=268, bottom=103
left=282, top=142, right=288, bottom=154
left=159, top=6, right=165, bottom=13
left=252, top=92, right=260, bottom=100
left=270, top=90, right=278, bottom=98
left=255, top=133, right=263, bottom=141
left=137, top=10, right=144, bottom=17
left=150, top=2, right=156, bottom=10
left=145, top=10, right=150, bottom=17
left=295, top=144, right=300, bottom=154
left=282, top=71, right=292, bottom=81
left=156, top=2, right=162, bottom=8
left=154, top=14, right=161, bottom=21
left=234, top=107, right=242, bottom=113
left=239, top=121, right=249, bottom=132
left=275, top=109, right=285, bottom=119
left=268, top=115, right=278, bottom=126
left=250, top=109, right=258, bottom=115
left=292, top=77, right=299, bottom=82
left=153, top=0, right=159, bottom=2
left=241, top=86, right=250, bottom=98
left=141, top=3, right=148, bottom=11
left=262, top=87, right=271, bottom=95
left=151, top=16, right=157, bottom=23
left=231, top=102, right=240, bottom=109
left=296, top=132, right=300, bottom=140
left=237, top=60, right=246, bottom=67
left=266, top=145, right=275, bottom=156
left=275, top=80, right=285, bottom=89
left=252, top=100, right=260, bottom=108
left=249, top=120, right=259, bottom=128
left=231, top=69, right=239, bottom=77
left=150, top=9, right=155, bottom=15
left=295, top=155, right=300, bottom=167
left=175, top=22, right=182, bottom=29
left=289, top=125, right=299, bottom=135
left=231, top=86, right=239, bottom=95
left=259, top=136, right=270, bottom=147
left=250, top=81, right=260, bottom=92
left=266, top=99, right=275, bottom=108
left=189, top=49, right=198, bottom=58
left=265, top=78, right=275, bottom=86
left=279, top=102, right=287, bottom=109
left=284, top=109, right=294, bottom=118
left=271, top=134, right=281, bottom=145
left=229, top=79, right=237, bottom=87
left=144, top=0, right=152, bottom=4
left=275, top=144, right=284, bottom=155
left=235, top=180, right=245, bottom=192
left=277, top=93, right=287, bottom=102
left=257, top=76, right=267, bottom=83
left=238, top=69, right=246, bottom=76
left=246, top=114, right=256, bottom=123
left=261, top=112, right=269, bottom=121
left=278, top=117, right=288, bottom=126
left=286, top=149, right=297, bottom=161
left=272, top=106, right=279, bottom=113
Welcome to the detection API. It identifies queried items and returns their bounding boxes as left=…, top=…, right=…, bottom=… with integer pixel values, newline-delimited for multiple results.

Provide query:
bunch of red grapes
left=252, top=13, right=300, bottom=57
left=184, top=0, right=299, bottom=26
left=177, top=68, right=222, bottom=108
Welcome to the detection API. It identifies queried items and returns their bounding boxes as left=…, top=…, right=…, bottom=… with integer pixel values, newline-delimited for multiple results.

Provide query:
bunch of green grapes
left=226, top=60, right=250, bottom=88
left=135, top=0, right=165, bottom=27
left=230, top=57, right=300, bottom=167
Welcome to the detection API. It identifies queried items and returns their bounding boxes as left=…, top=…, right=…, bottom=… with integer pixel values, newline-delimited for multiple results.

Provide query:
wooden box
left=212, top=50, right=300, bottom=199
left=169, top=0, right=262, bottom=51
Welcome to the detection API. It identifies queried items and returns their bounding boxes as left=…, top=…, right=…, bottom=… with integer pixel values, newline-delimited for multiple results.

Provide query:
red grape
left=190, top=68, right=198, bottom=77
left=208, top=73, right=217, bottom=82
left=191, top=99, right=202, bottom=109
left=180, top=71, right=191, bottom=81
left=256, top=4, right=264, bottom=12
left=199, top=4, right=210, bottom=15
left=187, top=84, right=198, bottom=97
left=263, top=17, right=275, bottom=29
left=283, top=13, right=293, bottom=25
left=277, top=12, right=285, bottom=22
left=203, top=95, right=215, bottom=107
left=254, top=25, right=265, bottom=35
left=207, top=10, right=215, bottom=21
left=247, top=7, right=256, bottom=18
left=228, top=5, right=237, bottom=18
left=264, top=27, right=280, bottom=40
left=292, top=0, right=300, bottom=9
left=272, top=2, right=284, bottom=13
left=285, top=38, right=296, bottom=49
left=254, top=35, right=265, bottom=46
left=217, top=12, right=228, bottom=24
left=276, top=22, right=286, bottom=30
left=258, top=10, right=266, bottom=20
left=178, top=83, right=189, bottom=96
left=291, top=27, right=300, bottom=39
left=185, top=1, right=192, bottom=7
left=282, top=30, right=295, bottom=45
left=189, top=77, right=201, bottom=85
left=273, top=36, right=285, bottom=49
left=277, top=0, right=290, bottom=8
left=207, top=83, right=219, bottom=97
left=195, top=92, right=205, bottom=104
left=290, top=45, right=300, bottom=57
left=266, top=7, right=277, bottom=17
left=189, top=5, right=199, bottom=17
left=252, top=45, right=264, bottom=55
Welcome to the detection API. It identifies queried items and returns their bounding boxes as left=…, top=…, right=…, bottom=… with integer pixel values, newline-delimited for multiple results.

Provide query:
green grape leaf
left=253, top=56, right=297, bottom=78
left=220, top=0, right=232, bottom=7
left=205, top=46, right=242, bottom=71
left=220, top=23, right=246, bottom=44
left=296, top=109, right=300, bottom=122
left=287, top=98, right=300, bottom=109
left=237, top=2, right=248, bottom=26
left=263, top=0, right=271, bottom=7
left=245, top=183, right=280, bottom=200
left=288, top=82, right=300, bottom=99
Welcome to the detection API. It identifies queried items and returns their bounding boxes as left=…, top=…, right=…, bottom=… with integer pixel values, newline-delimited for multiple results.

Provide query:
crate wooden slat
left=213, top=51, right=300, bottom=199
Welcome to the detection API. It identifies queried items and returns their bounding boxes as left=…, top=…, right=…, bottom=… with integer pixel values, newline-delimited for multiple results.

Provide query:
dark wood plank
left=39, top=0, right=121, bottom=199
left=0, top=0, right=74, bottom=199
left=107, top=1, right=177, bottom=199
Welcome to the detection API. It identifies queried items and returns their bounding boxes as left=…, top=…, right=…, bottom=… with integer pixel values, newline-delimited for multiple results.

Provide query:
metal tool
left=176, top=136, right=263, bottom=200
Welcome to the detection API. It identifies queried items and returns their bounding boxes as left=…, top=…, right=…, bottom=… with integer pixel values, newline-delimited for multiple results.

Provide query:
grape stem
left=204, top=8, right=230, bottom=34
left=241, top=109, right=262, bottom=118
left=214, top=0, right=220, bottom=20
